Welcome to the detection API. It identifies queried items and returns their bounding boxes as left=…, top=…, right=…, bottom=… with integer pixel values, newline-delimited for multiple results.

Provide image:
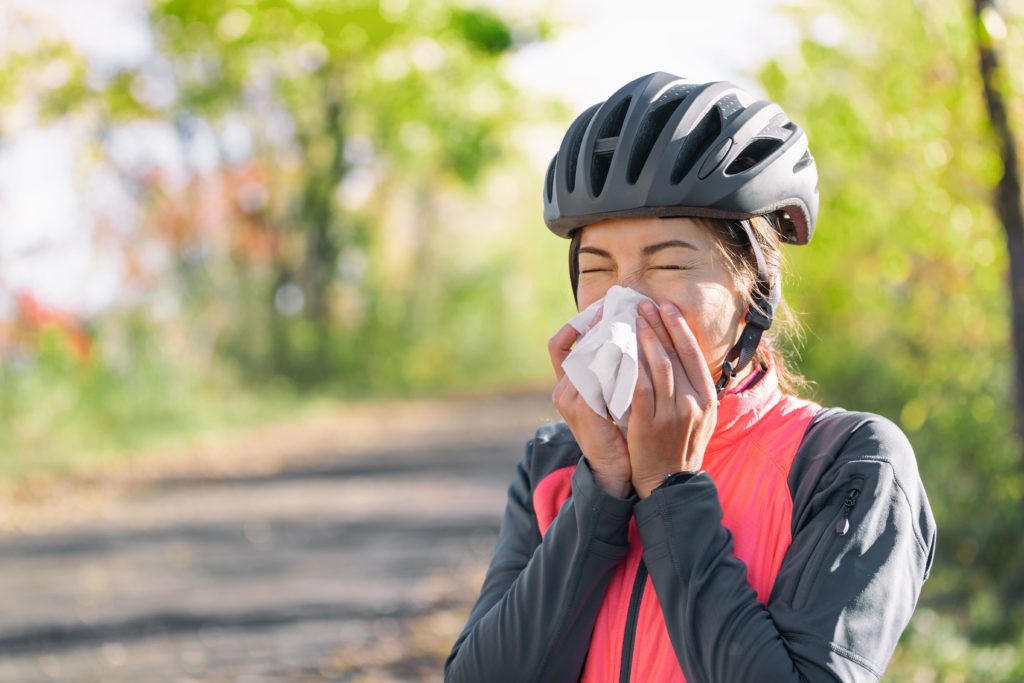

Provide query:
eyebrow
left=578, top=240, right=699, bottom=259
left=642, top=240, right=699, bottom=256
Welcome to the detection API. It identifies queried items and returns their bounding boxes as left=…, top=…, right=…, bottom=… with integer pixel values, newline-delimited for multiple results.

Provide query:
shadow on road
left=0, top=391, right=557, bottom=682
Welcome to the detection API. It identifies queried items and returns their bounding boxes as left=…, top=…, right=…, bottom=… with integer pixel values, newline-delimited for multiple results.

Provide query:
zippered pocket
left=835, top=487, right=861, bottom=536
left=791, top=476, right=865, bottom=610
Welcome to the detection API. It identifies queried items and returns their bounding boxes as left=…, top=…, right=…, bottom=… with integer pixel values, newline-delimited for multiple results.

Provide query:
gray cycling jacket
left=445, top=393, right=936, bottom=682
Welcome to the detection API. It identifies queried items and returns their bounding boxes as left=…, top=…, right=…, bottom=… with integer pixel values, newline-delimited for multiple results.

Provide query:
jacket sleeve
left=633, top=410, right=937, bottom=682
left=445, top=433, right=636, bottom=683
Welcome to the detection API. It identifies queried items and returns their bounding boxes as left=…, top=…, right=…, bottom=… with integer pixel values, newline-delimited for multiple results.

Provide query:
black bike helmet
left=543, top=71, right=819, bottom=394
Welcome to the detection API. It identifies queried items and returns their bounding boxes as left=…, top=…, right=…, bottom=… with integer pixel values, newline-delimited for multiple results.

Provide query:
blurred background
left=1, top=0, right=1023, bottom=680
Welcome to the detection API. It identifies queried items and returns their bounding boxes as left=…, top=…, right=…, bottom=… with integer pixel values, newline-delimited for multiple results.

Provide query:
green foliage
left=451, top=7, right=516, bottom=54
left=760, top=0, right=1023, bottom=640
left=0, top=0, right=565, bottom=472
left=889, top=609, right=1024, bottom=681
left=135, top=0, right=552, bottom=387
left=0, top=38, right=91, bottom=139
left=149, top=0, right=534, bottom=179
left=0, top=317, right=297, bottom=477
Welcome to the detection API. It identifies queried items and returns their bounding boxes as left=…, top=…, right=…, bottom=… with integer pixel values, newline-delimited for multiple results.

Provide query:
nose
left=616, top=270, right=656, bottom=301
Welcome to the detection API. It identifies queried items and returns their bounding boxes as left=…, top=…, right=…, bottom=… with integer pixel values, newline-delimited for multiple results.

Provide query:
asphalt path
left=0, top=392, right=558, bottom=682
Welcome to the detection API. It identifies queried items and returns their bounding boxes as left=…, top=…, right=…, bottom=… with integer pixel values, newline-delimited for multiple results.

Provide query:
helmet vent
left=598, top=96, right=631, bottom=138
left=590, top=150, right=613, bottom=197
left=793, top=149, right=814, bottom=173
left=725, top=138, right=784, bottom=175
left=626, top=94, right=688, bottom=184
left=670, top=107, right=722, bottom=184
left=590, top=97, right=631, bottom=196
left=545, top=156, right=556, bottom=203
left=565, top=105, right=599, bottom=193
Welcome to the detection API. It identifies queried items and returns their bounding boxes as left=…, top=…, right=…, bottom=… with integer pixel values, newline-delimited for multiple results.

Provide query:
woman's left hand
left=627, top=300, right=718, bottom=499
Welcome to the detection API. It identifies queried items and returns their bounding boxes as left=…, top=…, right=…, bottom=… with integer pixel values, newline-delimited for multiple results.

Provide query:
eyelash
left=579, top=266, right=687, bottom=274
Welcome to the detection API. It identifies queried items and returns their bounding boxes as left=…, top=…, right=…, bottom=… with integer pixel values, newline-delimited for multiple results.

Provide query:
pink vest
left=532, top=367, right=820, bottom=682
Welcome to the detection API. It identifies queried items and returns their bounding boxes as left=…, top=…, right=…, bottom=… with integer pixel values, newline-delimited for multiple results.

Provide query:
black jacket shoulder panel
left=788, top=408, right=933, bottom=550
left=528, top=421, right=583, bottom=485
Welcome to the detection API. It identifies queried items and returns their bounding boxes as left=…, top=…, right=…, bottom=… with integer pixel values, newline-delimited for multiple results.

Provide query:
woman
left=445, top=72, right=935, bottom=682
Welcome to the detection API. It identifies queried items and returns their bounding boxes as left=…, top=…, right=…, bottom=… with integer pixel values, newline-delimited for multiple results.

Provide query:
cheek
left=576, top=279, right=613, bottom=310
left=661, top=284, right=743, bottom=363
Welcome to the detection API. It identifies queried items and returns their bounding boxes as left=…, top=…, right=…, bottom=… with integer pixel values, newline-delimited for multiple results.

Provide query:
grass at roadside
left=888, top=611, right=1024, bottom=682
left=0, top=318, right=558, bottom=487
left=0, top=363, right=310, bottom=484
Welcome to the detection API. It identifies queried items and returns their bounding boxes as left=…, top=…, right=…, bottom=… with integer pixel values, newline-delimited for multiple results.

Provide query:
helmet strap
left=715, top=220, right=777, bottom=397
left=569, top=229, right=582, bottom=307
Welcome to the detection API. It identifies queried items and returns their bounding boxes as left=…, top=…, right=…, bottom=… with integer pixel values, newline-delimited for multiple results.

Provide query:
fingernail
left=640, top=301, right=656, bottom=316
left=663, top=302, right=680, bottom=316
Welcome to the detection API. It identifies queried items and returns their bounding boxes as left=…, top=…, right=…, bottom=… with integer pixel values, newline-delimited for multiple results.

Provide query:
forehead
left=579, top=216, right=715, bottom=251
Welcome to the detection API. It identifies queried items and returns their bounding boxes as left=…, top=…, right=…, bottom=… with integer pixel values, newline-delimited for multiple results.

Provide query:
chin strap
left=716, top=221, right=779, bottom=398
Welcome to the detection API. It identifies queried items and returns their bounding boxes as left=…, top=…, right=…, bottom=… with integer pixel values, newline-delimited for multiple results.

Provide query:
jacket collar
left=709, top=361, right=783, bottom=448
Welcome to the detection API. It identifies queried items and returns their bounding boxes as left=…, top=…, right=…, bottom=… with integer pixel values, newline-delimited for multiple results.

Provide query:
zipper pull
left=835, top=488, right=860, bottom=536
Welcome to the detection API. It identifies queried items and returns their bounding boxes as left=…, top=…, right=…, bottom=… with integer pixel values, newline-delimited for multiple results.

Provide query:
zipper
left=791, top=478, right=864, bottom=610
left=835, top=487, right=860, bottom=536
left=619, top=559, right=647, bottom=683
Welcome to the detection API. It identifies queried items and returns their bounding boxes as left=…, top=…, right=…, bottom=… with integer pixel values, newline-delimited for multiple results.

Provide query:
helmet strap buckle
left=716, top=358, right=737, bottom=396
left=745, top=296, right=773, bottom=331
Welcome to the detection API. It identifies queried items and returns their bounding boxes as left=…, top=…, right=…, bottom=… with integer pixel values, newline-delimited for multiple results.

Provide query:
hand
left=549, top=322, right=633, bottom=498
left=627, top=300, right=718, bottom=498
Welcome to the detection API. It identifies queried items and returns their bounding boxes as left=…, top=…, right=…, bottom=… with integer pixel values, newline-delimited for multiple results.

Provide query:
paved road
left=0, top=393, right=557, bottom=682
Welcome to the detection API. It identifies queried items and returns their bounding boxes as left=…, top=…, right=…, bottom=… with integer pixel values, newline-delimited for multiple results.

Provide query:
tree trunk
left=973, top=0, right=1024, bottom=458
left=972, top=0, right=1024, bottom=623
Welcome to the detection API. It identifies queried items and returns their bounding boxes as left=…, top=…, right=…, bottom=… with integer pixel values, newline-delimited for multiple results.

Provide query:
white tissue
left=561, top=285, right=656, bottom=426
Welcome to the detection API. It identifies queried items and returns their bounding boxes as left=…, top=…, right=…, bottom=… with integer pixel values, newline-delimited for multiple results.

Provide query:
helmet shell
left=543, top=72, right=819, bottom=244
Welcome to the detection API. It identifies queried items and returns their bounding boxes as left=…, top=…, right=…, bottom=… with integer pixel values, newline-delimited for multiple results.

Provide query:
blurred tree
left=761, top=0, right=1023, bottom=636
left=141, top=0, right=550, bottom=385
left=0, top=1, right=559, bottom=464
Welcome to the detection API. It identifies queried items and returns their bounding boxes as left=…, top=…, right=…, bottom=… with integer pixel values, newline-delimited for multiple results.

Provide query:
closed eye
left=580, top=268, right=613, bottom=274
left=653, top=265, right=689, bottom=270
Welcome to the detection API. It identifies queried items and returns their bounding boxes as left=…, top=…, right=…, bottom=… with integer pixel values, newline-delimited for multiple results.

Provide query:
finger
left=639, top=300, right=675, bottom=359
left=547, top=322, right=582, bottom=380
left=637, top=313, right=675, bottom=414
left=552, top=373, right=583, bottom=409
left=570, top=385, right=612, bottom=425
left=659, top=301, right=716, bottom=405
left=632, top=348, right=655, bottom=420
left=551, top=374, right=569, bottom=406
left=562, top=375, right=580, bottom=403
left=640, top=301, right=688, bottom=406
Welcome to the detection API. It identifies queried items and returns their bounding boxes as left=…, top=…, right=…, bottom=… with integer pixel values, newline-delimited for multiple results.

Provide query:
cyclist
left=446, top=71, right=935, bottom=682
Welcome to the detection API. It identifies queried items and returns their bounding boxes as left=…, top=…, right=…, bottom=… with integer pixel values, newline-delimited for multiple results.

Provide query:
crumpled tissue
left=562, top=285, right=656, bottom=428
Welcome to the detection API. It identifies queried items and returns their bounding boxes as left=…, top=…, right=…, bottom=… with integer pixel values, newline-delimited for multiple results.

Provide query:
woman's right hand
left=549, top=322, right=633, bottom=498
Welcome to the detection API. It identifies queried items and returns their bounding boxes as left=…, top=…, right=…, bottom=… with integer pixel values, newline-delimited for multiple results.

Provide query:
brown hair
left=567, top=215, right=807, bottom=396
